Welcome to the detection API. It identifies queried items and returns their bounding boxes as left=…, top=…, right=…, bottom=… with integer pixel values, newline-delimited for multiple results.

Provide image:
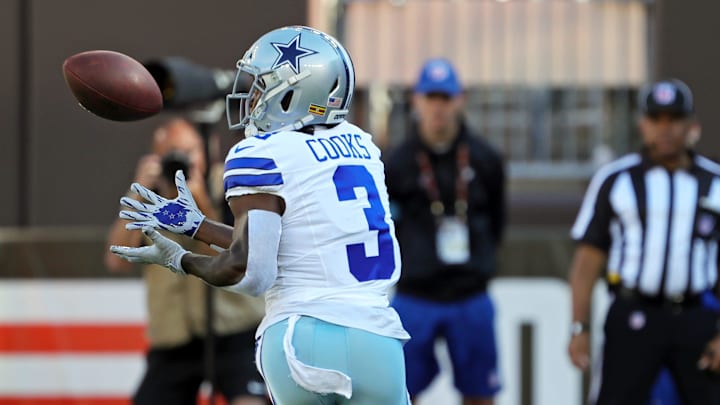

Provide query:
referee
left=568, top=78, right=720, bottom=404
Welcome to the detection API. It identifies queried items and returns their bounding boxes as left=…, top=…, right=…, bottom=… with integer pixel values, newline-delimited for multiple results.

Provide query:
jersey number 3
left=333, top=165, right=395, bottom=282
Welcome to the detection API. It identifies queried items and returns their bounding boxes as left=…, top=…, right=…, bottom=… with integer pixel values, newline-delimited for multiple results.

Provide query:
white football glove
left=110, top=227, right=189, bottom=275
left=119, top=170, right=206, bottom=238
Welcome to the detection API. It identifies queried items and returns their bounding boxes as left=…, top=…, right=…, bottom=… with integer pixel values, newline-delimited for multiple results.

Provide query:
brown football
left=62, top=50, right=163, bottom=121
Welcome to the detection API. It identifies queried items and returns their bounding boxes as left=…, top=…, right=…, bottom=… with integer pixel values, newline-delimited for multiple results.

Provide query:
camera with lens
left=143, top=57, right=249, bottom=109
left=161, top=150, right=192, bottom=183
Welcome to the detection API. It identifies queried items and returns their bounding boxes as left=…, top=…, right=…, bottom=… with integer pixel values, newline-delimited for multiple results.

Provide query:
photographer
left=104, top=118, right=267, bottom=405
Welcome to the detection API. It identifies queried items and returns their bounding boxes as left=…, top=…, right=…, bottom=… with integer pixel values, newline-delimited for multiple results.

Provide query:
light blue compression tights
left=259, top=316, right=410, bottom=405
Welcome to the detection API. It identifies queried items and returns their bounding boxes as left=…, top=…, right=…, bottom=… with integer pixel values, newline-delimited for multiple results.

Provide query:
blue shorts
left=258, top=316, right=410, bottom=405
left=392, top=292, right=501, bottom=398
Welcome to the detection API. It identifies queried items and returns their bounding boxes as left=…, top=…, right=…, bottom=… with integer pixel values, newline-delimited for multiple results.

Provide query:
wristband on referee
left=571, top=321, right=590, bottom=336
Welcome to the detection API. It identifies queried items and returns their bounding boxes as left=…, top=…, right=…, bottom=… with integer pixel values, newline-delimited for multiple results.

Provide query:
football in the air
left=62, top=50, right=163, bottom=121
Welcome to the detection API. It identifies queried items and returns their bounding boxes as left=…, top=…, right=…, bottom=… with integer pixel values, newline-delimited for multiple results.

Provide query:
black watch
left=571, top=321, right=590, bottom=336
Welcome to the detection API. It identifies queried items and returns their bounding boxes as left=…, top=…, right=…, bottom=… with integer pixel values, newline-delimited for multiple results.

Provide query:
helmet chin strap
left=244, top=70, right=313, bottom=137
left=263, top=70, right=312, bottom=102
left=292, top=115, right=315, bottom=130
left=247, top=114, right=314, bottom=136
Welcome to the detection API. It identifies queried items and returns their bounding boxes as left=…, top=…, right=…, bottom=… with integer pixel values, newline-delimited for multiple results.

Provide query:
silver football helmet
left=226, top=26, right=355, bottom=137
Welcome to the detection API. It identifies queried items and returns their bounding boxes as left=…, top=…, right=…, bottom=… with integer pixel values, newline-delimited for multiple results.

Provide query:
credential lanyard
left=416, top=143, right=471, bottom=221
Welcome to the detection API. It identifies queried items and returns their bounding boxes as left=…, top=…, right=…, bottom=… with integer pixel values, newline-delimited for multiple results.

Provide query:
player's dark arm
left=180, top=193, right=285, bottom=287
left=192, top=193, right=285, bottom=249
left=192, top=218, right=234, bottom=249
left=183, top=174, right=230, bottom=247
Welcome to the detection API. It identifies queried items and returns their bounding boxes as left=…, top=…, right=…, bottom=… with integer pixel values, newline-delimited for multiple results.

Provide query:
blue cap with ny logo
left=414, top=58, right=463, bottom=97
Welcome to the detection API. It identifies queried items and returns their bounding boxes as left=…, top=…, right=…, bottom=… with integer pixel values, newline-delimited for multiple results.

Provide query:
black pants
left=594, top=295, right=720, bottom=405
left=133, top=329, right=266, bottom=405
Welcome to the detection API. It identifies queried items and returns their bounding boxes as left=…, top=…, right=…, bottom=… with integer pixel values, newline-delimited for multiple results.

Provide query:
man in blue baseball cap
left=385, top=58, right=505, bottom=405
left=410, top=58, right=466, bottom=153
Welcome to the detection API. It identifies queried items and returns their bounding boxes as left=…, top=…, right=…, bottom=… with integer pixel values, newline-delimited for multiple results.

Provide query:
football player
left=111, top=26, right=411, bottom=405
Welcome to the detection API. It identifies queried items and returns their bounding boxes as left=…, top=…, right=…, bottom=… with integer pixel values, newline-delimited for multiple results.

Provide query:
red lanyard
left=416, top=143, right=471, bottom=220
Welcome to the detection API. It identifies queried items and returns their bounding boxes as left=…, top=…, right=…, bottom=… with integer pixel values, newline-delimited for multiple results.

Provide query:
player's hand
left=119, top=170, right=206, bottom=237
left=110, top=227, right=188, bottom=275
left=568, top=333, right=591, bottom=371
left=698, top=333, right=720, bottom=373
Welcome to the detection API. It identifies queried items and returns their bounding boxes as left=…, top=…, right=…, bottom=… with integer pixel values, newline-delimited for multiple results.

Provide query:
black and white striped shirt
left=571, top=151, right=720, bottom=298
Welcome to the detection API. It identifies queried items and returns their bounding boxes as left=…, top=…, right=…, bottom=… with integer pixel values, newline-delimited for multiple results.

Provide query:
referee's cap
left=638, top=78, right=694, bottom=117
left=414, top=58, right=462, bottom=97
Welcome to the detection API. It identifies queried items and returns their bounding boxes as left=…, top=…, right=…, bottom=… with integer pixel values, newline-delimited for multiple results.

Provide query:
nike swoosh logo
left=234, top=145, right=254, bottom=153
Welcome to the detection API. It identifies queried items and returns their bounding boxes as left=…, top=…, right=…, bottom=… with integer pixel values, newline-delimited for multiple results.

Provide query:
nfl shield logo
left=697, top=214, right=716, bottom=237
left=653, top=83, right=676, bottom=105
left=629, top=311, right=646, bottom=330
left=429, top=64, right=450, bottom=81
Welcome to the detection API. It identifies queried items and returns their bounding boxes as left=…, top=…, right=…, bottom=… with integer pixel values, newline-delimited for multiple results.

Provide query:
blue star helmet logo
left=271, top=34, right=317, bottom=74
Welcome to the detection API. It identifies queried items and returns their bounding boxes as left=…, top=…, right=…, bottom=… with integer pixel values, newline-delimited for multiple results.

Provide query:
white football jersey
left=224, top=121, right=409, bottom=341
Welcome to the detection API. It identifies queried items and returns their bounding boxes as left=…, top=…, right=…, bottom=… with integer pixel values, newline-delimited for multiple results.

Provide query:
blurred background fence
left=3, top=0, right=718, bottom=277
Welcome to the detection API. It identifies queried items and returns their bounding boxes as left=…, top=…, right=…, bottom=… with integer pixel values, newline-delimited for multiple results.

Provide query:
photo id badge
left=436, top=216, right=470, bottom=265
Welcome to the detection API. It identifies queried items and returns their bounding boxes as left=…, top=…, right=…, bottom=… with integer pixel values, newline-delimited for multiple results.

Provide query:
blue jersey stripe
left=224, top=173, right=284, bottom=189
left=225, top=157, right=277, bottom=171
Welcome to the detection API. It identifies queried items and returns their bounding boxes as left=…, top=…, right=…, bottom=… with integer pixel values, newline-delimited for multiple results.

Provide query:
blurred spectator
left=104, top=118, right=267, bottom=405
left=568, top=79, right=720, bottom=404
left=384, top=58, right=506, bottom=405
